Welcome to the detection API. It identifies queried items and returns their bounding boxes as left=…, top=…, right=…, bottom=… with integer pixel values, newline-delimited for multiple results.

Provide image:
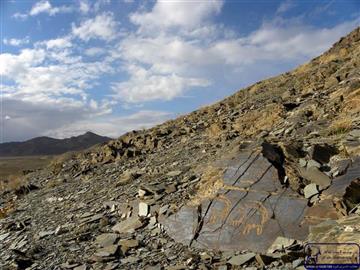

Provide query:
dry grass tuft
left=328, top=118, right=353, bottom=136
left=49, top=151, right=76, bottom=174
left=342, top=88, right=360, bottom=114
left=233, top=104, right=284, bottom=137
left=0, top=199, right=15, bottom=219
left=0, top=174, right=29, bottom=193
left=206, top=123, right=223, bottom=140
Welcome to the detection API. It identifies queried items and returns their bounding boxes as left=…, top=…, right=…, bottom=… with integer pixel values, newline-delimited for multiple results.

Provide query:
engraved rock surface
left=162, top=149, right=310, bottom=253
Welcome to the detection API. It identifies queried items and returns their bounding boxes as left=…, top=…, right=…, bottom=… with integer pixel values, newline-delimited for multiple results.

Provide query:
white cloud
left=0, top=39, right=113, bottom=104
left=3, top=37, right=30, bottom=47
left=243, top=19, right=360, bottom=60
left=130, top=0, right=223, bottom=31
left=43, top=110, right=172, bottom=139
left=0, top=49, right=46, bottom=77
left=12, top=0, right=73, bottom=20
left=13, top=13, right=28, bottom=20
left=29, top=0, right=72, bottom=16
left=84, top=47, right=106, bottom=56
left=35, top=36, right=73, bottom=50
left=79, top=0, right=90, bottom=14
left=94, top=0, right=111, bottom=12
left=72, top=12, right=118, bottom=41
left=112, top=64, right=209, bottom=103
left=276, top=0, right=295, bottom=14
left=43, top=37, right=72, bottom=49
left=30, top=0, right=52, bottom=15
left=111, top=9, right=359, bottom=104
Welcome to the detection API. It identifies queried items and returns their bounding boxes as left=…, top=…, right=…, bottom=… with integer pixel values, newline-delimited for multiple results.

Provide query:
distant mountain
left=0, top=132, right=112, bottom=156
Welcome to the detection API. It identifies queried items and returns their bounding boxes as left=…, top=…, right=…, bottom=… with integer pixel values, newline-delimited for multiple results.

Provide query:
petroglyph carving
left=162, top=149, right=311, bottom=252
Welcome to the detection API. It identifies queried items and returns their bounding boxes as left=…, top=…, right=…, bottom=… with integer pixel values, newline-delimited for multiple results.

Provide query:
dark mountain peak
left=81, top=131, right=105, bottom=138
left=0, top=132, right=112, bottom=157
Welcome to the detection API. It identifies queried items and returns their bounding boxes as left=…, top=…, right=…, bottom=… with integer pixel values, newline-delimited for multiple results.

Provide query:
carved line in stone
left=207, top=195, right=270, bottom=236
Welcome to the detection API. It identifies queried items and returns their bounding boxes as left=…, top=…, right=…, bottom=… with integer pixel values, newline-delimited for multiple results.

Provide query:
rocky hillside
left=0, top=132, right=111, bottom=157
left=0, top=27, right=359, bottom=270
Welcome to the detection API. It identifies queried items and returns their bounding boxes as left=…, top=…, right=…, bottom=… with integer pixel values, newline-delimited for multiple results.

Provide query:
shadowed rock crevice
left=261, top=142, right=287, bottom=186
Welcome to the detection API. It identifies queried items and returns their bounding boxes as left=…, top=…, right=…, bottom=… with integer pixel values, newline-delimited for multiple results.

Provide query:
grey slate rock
left=304, top=184, right=319, bottom=199
left=228, top=253, right=256, bottom=266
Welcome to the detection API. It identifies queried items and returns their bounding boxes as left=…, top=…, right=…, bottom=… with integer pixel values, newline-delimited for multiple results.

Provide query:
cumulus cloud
left=72, top=12, right=118, bottom=41
left=94, top=0, right=111, bottom=12
left=0, top=34, right=114, bottom=110
left=13, top=13, right=28, bottom=20
left=1, top=52, right=112, bottom=100
left=0, top=49, right=46, bottom=77
left=276, top=0, right=295, bottom=14
left=3, top=37, right=30, bottom=47
left=30, top=0, right=52, bottom=15
left=111, top=2, right=359, bottom=104
left=43, top=37, right=72, bottom=49
left=84, top=47, right=106, bottom=56
left=13, top=0, right=73, bottom=19
left=30, top=0, right=72, bottom=16
left=130, top=0, right=223, bottom=31
left=79, top=0, right=91, bottom=14
left=112, top=64, right=210, bottom=103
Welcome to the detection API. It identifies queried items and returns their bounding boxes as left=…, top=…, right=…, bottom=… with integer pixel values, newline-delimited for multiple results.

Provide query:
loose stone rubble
left=0, top=27, right=360, bottom=269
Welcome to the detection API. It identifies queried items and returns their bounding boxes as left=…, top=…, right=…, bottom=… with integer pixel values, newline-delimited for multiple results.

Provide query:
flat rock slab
left=112, top=216, right=143, bottom=234
left=162, top=149, right=311, bottom=253
left=299, top=166, right=331, bottom=189
left=95, top=233, right=119, bottom=247
left=324, top=157, right=360, bottom=198
left=228, top=253, right=256, bottom=266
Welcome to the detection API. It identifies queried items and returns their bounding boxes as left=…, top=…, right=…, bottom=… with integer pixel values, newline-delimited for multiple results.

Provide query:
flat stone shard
left=267, top=236, right=295, bottom=253
left=95, top=233, right=119, bottom=247
left=299, top=166, right=331, bottom=189
left=138, top=202, right=149, bottom=217
left=228, top=253, right=256, bottom=266
left=304, top=183, right=318, bottom=199
left=162, top=149, right=311, bottom=253
left=112, top=216, right=143, bottom=234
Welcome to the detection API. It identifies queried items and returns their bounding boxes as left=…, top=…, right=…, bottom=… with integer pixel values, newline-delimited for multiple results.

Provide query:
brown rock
left=112, top=216, right=143, bottom=234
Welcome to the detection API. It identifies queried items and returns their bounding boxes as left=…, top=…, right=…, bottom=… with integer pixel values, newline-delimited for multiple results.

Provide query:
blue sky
left=0, top=0, right=359, bottom=142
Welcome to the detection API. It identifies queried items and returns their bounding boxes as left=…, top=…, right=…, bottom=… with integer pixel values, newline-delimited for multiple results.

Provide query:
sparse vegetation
left=206, top=123, right=223, bottom=140
left=0, top=199, right=15, bottom=219
left=328, top=118, right=353, bottom=136
left=233, top=104, right=284, bottom=137
left=0, top=174, right=29, bottom=193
